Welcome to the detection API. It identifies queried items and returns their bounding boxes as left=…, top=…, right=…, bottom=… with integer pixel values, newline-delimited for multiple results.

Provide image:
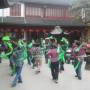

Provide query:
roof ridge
left=18, top=0, right=71, bottom=6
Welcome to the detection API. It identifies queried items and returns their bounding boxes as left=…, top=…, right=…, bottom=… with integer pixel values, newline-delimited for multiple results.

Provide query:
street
left=0, top=58, right=90, bottom=90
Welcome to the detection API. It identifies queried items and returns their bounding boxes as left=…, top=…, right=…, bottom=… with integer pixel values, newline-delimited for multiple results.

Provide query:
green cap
left=2, top=36, right=10, bottom=41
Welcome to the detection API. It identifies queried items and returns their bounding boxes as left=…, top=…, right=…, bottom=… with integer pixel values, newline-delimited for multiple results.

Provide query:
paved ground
left=0, top=58, right=90, bottom=90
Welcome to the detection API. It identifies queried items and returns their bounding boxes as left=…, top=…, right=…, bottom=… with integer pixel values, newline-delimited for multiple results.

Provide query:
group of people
left=0, top=36, right=27, bottom=87
left=0, top=35, right=87, bottom=87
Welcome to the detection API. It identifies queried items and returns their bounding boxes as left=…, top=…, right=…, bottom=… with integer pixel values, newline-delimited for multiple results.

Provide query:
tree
left=71, top=0, right=90, bottom=23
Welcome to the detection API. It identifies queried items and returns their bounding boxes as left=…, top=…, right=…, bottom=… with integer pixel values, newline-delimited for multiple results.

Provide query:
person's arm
left=47, top=50, right=51, bottom=58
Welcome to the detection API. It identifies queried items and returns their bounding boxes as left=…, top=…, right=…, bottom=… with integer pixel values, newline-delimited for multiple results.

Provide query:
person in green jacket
left=11, top=39, right=27, bottom=87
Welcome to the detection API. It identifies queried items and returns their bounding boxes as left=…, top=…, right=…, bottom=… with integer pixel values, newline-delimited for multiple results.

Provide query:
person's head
left=76, top=41, right=80, bottom=46
left=2, top=36, right=10, bottom=43
left=18, top=39, right=24, bottom=48
left=33, top=43, right=40, bottom=47
left=50, top=44, right=57, bottom=49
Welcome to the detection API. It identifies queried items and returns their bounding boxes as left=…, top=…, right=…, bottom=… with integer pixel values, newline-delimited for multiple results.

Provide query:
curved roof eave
left=18, top=0, right=71, bottom=6
left=0, top=0, right=9, bottom=9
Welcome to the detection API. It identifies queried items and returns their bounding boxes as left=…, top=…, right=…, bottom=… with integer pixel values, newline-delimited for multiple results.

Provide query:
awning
left=0, top=17, right=86, bottom=27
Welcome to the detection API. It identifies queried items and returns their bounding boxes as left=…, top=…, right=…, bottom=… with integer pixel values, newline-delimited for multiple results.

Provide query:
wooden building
left=0, top=0, right=86, bottom=42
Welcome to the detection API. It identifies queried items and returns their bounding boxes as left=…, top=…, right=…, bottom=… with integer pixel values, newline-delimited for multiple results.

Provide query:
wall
left=0, top=8, right=10, bottom=17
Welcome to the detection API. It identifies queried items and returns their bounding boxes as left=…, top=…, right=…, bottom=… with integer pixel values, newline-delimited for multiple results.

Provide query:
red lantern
left=7, top=28, right=10, bottom=32
left=65, top=30, right=68, bottom=33
left=29, top=29, right=33, bottom=32
left=14, top=29, right=18, bottom=32
left=36, top=30, right=39, bottom=32
left=43, top=29, right=46, bottom=33
left=22, top=29, right=24, bottom=32
left=0, top=28, right=3, bottom=32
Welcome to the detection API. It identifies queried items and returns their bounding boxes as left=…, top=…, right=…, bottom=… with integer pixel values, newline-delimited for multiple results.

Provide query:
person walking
left=47, top=44, right=59, bottom=83
left=30, top=41, right=44, bottom=73
left=11, top=39, right=26, bottom=87
left=71, top=41, right=86, bottom=80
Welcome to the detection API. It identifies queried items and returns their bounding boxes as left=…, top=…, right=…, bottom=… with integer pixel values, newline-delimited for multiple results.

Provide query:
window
left=45, top=8, right=63, bottom=17
left=25, top=6, right=43, bottom=17
left=10, top=4, right=21, bottom=16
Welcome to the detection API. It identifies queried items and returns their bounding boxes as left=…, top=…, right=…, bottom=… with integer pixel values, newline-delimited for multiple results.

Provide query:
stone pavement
left=0, top=59, right=90, bottom=90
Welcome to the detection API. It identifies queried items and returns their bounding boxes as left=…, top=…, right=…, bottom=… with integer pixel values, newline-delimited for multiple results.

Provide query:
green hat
left=2, top=36, right=10, bottom=41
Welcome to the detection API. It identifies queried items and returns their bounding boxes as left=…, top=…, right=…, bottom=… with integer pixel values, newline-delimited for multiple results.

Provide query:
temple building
left=0, top=0, right=86, bottom=42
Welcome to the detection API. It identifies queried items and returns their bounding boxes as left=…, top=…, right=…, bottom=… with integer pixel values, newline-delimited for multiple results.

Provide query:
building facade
left=0, top=0, right=85, bottom=42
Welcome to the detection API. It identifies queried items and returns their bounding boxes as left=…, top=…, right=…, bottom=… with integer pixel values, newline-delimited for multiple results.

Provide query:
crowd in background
left=0, top=35, right=88, bottom=87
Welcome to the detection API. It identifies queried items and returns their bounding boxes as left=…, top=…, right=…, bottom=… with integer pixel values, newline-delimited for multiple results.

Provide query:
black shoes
left=35, top=70, right=40, bottom=74
left=53, top=79, right=58, bottom=84
left=54, top=80, right=58, bottom=83
left=52, top=78, right=58, bottom=84
left=78, top=77, right=82, bottom=80
left=11, top=83, right=16, bottom=87
left=75, top=75, right=78, bottom=77
left=18, top=80, right=23, bottom=83
left=11, top=81, right=22, bottom=87
left=75, top=75, right=82, bottom=80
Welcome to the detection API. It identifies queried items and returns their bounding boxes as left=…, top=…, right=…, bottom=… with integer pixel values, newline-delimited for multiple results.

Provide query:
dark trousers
left=9, top=54, right=13, bottom=68
left=31, top=57, right=36, bottom=68
left=45, top=53, right=48, bottom=63
left=59, top=61, right=64, bottom=71
left=0, top=58, right=1, bottom=63
left=75, top=60, right=83, bottom=79
left=27, top=51, right=31, bottom=65
left=51, top=61, right=59, bottom=80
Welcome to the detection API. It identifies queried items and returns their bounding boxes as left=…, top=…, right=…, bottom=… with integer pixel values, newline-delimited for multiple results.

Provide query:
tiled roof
left=0, top=17, right=85, bottom=27
left=0, top=0, right=9, bottom=8
left=9, top=0, right=72, bottom=6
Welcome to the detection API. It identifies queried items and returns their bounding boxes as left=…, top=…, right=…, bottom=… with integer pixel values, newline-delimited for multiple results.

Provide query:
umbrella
left=51, top=26, right=63, bottom=35
left=51, top=26, right=69, bottom=35
left=50, top=26, right=69, bottom=43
